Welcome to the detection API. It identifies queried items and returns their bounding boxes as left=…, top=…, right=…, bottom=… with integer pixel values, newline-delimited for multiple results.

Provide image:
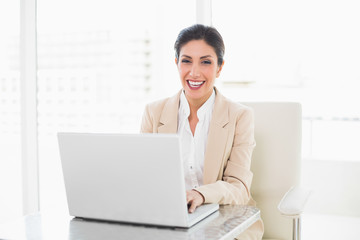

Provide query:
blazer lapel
left=203, top=89, right=230, bottom=184
left=158, top=90, right=181, bottom=134
left=157, top=88, right=229, bottom=183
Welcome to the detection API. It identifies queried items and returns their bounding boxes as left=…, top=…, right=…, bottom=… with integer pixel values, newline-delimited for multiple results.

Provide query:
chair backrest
left=243, top=102, right=302, bottom=240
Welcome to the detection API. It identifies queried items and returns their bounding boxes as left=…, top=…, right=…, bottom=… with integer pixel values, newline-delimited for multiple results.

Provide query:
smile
left=187, top=80, right=205, bottom=89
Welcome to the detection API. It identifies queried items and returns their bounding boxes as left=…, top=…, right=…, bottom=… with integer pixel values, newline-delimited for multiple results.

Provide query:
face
left=176, top=40, right=223, bottom=105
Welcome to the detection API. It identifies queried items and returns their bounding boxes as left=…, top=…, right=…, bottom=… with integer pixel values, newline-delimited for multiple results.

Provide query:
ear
left=175, top=58, right=178, bottom=65
left=216, top=61, right=225, bottom=78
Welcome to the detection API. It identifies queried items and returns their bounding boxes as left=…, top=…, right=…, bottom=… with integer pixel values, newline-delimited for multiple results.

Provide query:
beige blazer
left=140, top=87, right=257, bottom=206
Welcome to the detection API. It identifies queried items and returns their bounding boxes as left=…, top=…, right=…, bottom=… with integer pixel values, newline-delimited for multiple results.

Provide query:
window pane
left=37, top=0, right=195, bottom=213
left=213, top=0, right=360, bottom=162
left=0, top=1, right=22, bottom=222
left=213, top=0, right=360, bottom=88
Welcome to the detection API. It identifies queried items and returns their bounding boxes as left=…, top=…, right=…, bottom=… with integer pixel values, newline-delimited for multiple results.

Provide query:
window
left=8, top=0, right=360, bottom=218
left=213, top=0, right=360, bottom=162
left=37, top=0, right=195, bottom=213
left=0, top=0, right=22, bottom=222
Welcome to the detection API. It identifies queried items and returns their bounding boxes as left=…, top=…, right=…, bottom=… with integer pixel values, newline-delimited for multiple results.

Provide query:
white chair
left=243, top=102, right=310, bottom=240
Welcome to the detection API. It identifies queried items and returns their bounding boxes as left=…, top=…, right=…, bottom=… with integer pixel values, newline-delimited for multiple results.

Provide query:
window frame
left=20, top=0, right=39, bottom=215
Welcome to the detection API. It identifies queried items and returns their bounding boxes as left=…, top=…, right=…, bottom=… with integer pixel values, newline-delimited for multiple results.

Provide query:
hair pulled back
left=174, top=24, right=225, bottom=66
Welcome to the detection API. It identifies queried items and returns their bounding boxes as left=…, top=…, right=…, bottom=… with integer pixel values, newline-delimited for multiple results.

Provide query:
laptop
left=57, top=132, right=219, bottom=228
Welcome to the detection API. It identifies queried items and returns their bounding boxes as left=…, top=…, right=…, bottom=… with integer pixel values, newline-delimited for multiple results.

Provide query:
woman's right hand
left=186, top=190, right=205, bottom=213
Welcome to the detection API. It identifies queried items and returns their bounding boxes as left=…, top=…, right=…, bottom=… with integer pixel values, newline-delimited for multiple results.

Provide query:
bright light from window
left=37, top=0, right=195, bottom=214
left=0, top=0, right=22, bottom=223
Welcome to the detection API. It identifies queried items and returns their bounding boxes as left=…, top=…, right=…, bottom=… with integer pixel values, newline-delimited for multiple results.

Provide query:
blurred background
left=1, top=0, right=359, bottom=238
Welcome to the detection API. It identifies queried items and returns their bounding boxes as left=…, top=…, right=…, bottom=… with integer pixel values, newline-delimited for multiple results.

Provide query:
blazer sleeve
left=140, top=103, right=154, bottom=133
left=196, top=106, right=256, bottom=205
left=140, top=98, right=169, bottom=133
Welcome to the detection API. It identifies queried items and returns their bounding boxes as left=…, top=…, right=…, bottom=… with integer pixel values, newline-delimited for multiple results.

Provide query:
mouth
left=187, top=80, right=205, bottom=90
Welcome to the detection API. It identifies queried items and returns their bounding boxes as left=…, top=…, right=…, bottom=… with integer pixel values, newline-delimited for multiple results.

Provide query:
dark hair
left=174, top=24, right=225, bottom=66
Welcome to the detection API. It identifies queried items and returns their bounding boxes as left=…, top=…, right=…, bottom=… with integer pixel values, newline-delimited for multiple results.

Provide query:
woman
left=141, top=24, right=263, bottom=239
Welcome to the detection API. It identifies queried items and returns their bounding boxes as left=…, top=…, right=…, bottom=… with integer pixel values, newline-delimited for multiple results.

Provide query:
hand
left=186, top=190, right=205, bottom=213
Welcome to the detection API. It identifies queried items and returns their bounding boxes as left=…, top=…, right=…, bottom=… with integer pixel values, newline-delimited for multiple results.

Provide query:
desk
left=0, top=205, right=260, bottom=240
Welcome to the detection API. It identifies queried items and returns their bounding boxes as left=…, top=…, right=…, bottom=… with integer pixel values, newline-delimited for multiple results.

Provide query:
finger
left=188, top=200, right=197, bottom=213
left=186, top=191, right=194, bottom=204
left=188, top=197, right=201, bottom=213
left=186, top=194, right=191, bottom=204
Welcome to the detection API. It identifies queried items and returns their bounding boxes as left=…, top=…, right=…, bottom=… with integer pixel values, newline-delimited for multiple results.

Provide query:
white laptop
left=58, top=133, right=219, bottom=228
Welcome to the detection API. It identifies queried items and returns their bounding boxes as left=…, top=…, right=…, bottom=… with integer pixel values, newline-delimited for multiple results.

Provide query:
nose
left=189, top=64, right=200, bottom=78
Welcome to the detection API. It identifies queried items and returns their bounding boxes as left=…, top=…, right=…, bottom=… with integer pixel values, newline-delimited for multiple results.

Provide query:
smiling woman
left=141, top=24, right=264, bottom=239
left=176, top=39, right=223, bottom=110
left=174, top=24, right=225, bottom=128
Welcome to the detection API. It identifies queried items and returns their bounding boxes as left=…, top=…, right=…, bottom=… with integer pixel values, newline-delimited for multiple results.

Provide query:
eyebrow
left=181, top=54, right=214, bottom=59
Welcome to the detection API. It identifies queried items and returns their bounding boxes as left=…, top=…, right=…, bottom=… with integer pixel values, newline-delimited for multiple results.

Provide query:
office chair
left=243, top=102, right=310, bottom=240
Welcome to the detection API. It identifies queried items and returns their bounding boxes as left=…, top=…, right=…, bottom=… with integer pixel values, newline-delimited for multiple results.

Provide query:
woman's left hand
left=186, top=190, right=205, bottom=213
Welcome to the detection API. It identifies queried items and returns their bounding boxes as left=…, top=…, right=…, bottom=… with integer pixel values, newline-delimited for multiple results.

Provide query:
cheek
left=205, top=67, right=217, bottom=79
left=178, top=66, right=188, bottom=77
left=178, top=69, right=185, bottom=78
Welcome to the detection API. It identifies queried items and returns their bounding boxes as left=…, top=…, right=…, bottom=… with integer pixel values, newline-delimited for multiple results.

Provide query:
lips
left=187, top=80, right=205, bottom=89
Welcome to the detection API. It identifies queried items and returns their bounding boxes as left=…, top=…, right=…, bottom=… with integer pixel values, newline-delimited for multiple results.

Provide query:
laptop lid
left=58, top=133, right=217, bottom=228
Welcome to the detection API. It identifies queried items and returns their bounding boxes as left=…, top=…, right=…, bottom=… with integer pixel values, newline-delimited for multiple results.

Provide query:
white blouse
left=177, top=89, right=215, bottom=190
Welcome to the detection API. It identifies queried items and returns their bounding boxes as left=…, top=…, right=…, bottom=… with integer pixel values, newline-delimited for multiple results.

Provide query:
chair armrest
left=278, top=186, right=311, bottom=217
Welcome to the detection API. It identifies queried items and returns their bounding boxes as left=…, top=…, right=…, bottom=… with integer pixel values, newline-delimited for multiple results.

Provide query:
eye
left=181, top=59, right=191, bottom=63
left=202, top=60, right=212, bottom=64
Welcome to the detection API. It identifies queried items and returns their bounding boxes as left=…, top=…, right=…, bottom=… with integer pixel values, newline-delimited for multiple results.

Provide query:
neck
left=185, top=90, right=213, bottom=117
left=187, top=94, right=211, bottom=113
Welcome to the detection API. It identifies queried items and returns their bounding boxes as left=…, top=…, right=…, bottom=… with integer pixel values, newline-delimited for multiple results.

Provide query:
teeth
left=189, top=81, right=204, bottom=86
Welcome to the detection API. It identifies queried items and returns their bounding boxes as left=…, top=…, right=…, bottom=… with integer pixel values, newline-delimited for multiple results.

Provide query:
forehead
left=179, top=40, right=216, bottom=57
